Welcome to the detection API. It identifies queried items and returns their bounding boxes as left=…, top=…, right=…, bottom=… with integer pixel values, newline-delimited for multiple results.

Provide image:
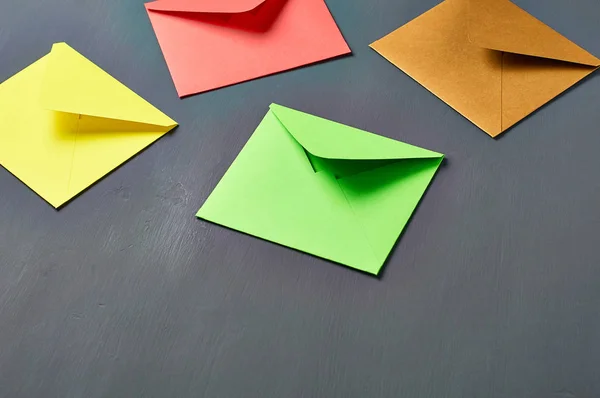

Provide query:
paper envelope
left=0, top=43, right=177, bottom=208
left=197, top=104, right=444, bottom=275
left=370, top=0, right=600, bottom=137
left=145, top=0, right=351, bottom=97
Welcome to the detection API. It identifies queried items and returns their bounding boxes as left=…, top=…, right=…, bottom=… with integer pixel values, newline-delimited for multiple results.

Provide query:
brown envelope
left=370, top=0, right=600, bottom=137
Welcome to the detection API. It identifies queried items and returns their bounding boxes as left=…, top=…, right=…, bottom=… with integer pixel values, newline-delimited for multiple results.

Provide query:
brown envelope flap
left=468, top=0, right=600, bottom=66
left=145, top=0, right=267, bottom=13
left=500, top=54, right=598, bottom=132
left=370, top=0, right=504, bottom=137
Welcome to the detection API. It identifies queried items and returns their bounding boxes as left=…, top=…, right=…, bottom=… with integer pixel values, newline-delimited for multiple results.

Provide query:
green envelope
left=197, top=104, right=444, bottom=275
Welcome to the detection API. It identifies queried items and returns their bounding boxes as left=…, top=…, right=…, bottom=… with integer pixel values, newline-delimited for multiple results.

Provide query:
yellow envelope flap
left=468, top=0, right=600, bottom=66
left=40, top=43, right=177, bottom=127
left=145, top=0, right=267, bottom=13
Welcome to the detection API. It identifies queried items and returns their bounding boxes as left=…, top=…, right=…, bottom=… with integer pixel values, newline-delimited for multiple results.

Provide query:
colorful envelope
left=0, top=43, right=177, bottom=208
left=145, top=0, right=351, bottom=97
left=370, top=0, right=600, bottom=137
left=197, top=104, right=444, bottom=275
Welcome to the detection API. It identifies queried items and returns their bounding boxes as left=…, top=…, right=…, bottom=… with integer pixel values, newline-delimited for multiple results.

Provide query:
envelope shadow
left=338, top=157, right=443, bottom=197
left=326, top=157, right=447, bottom=279
left=51, top=112, right=174, bottom=135
left=151, top=0, right=289, bottom=33
left=51, top=110, right=79, bottom=139
left=280, top=157, right=448, bottom=279
left=76, top=115, right=175, bottom=134
left=304, top=151, right=400, bottom=179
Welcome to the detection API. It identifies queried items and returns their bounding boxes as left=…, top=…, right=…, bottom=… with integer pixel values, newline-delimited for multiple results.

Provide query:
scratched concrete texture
left=0, top=0, right=599, bottom=397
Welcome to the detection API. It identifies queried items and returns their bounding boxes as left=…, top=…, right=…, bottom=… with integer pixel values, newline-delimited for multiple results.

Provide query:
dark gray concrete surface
left=1, top=0, right=600, bottom=397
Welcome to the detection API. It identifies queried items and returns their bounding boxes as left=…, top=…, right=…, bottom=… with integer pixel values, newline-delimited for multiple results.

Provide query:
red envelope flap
left=145, top=0, right=267, bottom=13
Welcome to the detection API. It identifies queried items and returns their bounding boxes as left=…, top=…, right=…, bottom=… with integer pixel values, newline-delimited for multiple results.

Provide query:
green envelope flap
left=269, top=104, right=443, bottom=161
left=198, top=106, right=444, bottom=275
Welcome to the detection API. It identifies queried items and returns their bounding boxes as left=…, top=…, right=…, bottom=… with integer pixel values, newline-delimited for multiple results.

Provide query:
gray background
left=1, top=0, right=599, bottom=396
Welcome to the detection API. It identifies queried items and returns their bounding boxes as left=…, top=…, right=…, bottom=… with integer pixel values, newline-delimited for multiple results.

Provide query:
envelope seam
left=501, top=51, right=504, bottom=133
left=65, top=114, right=80, bottom=198
left=335, top=179, right=381, bottom=269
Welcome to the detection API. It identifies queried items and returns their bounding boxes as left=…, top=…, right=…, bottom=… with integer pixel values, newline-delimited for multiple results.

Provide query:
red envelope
left=145, top=0, right=351, bottom=97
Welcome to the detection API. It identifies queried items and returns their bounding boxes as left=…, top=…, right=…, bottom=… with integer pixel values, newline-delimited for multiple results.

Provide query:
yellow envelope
left=0, top=43, right=177, bottom=208
left=370, top=0, right=600, bottom=137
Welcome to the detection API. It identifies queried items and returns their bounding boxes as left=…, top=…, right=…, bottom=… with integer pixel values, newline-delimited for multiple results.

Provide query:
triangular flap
left=468, top=0, right=600, bottom=66
left=501, top=53, right=598, bottom=132
left=145, top=0, right=267, bottom=13
left=269, top=104, right=443, bottom=161
left=40, top=43, right=177, bottom=127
